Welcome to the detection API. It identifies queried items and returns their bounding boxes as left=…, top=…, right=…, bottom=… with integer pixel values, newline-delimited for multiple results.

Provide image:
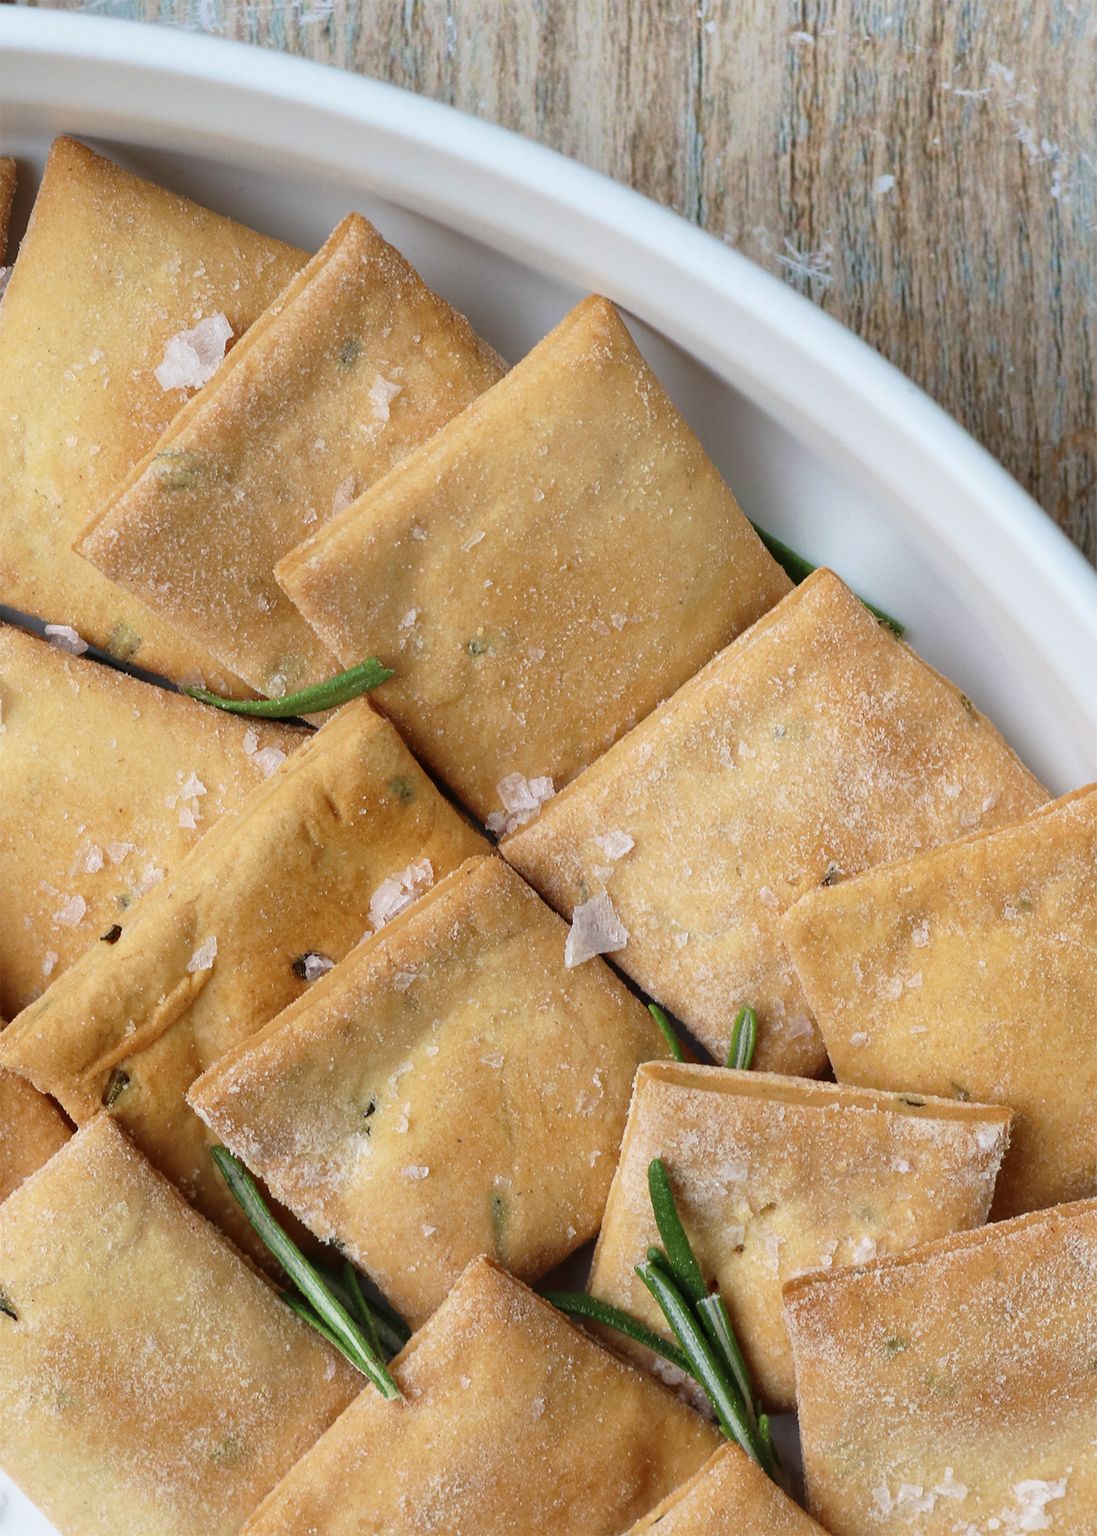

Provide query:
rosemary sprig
left=750, top=521, right=904, bottom=636
left=647, top=1158, right=707, bottom=1306
left=648, top=1002, right=685, bottom=1062
left=540, top=1290, right=693, bottom=1376
left=636, top=1259, right=765, bottom=1463
left=186, top=656, right=393, bottom=718
left=210, top=1146, right=400, bottom=1398
left=726, top=1005, right=757, bottom=1070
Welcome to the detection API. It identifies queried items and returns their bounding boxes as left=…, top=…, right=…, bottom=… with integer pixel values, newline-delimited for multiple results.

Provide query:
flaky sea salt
left=850, top=1235, right=878, bottom=1265
left=180, top=773, right=206, bottom=800
left=42, top=950, right=58, bottom=977
left=486, top=772, right=555, bottom=836
left=251, top=746, right=286, bottom=778
left=301, top=953, right=334, bottom=983
left=243, top=728, right=259, bottom=757
left=154, top=313, right=233, bottom=391
left=53, top=894, right=87, bottom=927
left=186, top=935, right=218, bottom=973
left=331, top=475, right=359, bottom=517
left=461, top=530, right=486, bottom=552
left=105, top=840, right=136, bottom=864
left=401, top=1165, right=429, bottom=1180
left=0, top=266, right=11, bottom=302
left=369, top=858, right=433, bottom=931
left=368, top=373, right=402, bottom=422
left=849, top=1030, right=870, bottom=1047
left=565, top=892, right=628, bottom=967
left=594, top=830, right=634, bottom=861
left=44, top=624, right=89, bottom=656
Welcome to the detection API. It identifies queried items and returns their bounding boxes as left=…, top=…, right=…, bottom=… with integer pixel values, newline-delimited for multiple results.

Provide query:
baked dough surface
left=0, top=702, right=484, bottom=1249
left=0, top=1067, right=69, bottom=1201
left=242, top=1256, right=720, bottom=1536
left=0, top=1117, right=358, bottom=1536
left=277, top=293, right=792, bottom=820
left=782, top=782, right=1097, bottom=1215
left=589, top=1061, right=1009, bottom=1410
left=0, top=137, right=304, bottom=687
left=79, top=213, right=504, bottom=697
left=190, top=855, right=668, bottom=1325
left=0, top=624, right=301, bottom=1016
left=625, top=1442, right=829, bottom=1534
left=504, top=569, right=1046, bottom=1074
left=784, top=1199, right=1097, bottom=1535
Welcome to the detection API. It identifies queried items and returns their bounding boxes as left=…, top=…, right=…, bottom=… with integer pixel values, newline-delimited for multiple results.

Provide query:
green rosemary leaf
left=281, top=1291, right=344, bottom=1353
left=647, top=1158, right=707, bottom=1307
left=750, top=522, right=905, bottom=636
left=186, top=656, right=394, bottom=719
left=696, top=1292, right=757, bottom=1435
left=540, top=1290, right=692, bottom=1377
left=343, top=1260, right=384, bottom=1362
left=726, top=1005, right=757, bottom=1071
left=648, top=1003, right=685, bottom=1062
left=211, top=1146, right=399, bottom=1399
left=636, top=1260, right=765, bottom=1466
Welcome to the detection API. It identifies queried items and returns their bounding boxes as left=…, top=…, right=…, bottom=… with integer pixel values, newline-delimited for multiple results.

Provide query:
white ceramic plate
left=1, top=11, right=1094, bottom=1533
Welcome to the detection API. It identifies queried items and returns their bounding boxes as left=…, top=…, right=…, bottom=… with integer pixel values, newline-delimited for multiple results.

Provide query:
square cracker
left=588, top=1061, right=1009, bottom=1410
left=781, top=782, right=1097, bottom=1217
left=79, top=213, right=505, bottom=699
left=0, top=1068, right=69, bottom=1201
left=0, top=1117, right=358, bottom=1536
left=242, top=1255, right=720, bottom=1535
left=504, top=568, right=1046, bottom=1075
left=783, top=1199, right=1097, bottom=1535
left=189, top=854, right=670, bottom=1326
left=0, top=623, right=301, bottom=1017
left=0, top=157, right=14, bottom=255
left=0, top=137, right=305, bottom=689
left=0, top=701, right=485, bottom=1250
left=276, top=293, right=792, bottom=821
left=625, top=1443, right=828, bottom=1534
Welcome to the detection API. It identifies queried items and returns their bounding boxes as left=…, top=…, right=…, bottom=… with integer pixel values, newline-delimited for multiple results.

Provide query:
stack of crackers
left=0, top=140, right=1093, bottom=1536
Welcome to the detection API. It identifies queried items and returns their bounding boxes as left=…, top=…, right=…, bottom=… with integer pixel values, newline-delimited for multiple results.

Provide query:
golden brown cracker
left=0, top=137, right=305, bottom=687
left=276, top=293, right=792, bottom=820
left=589, top=1061, right=1008, bottom=1410
left=242, top=1256, right=720, bottom=1536
left=79, top=212, right=504, bottom=697
left=782, top=782, right=1097, bottom=1216
left=0, top=1117, right=358, bottom=1536
left=783, top=1199, right=1097, bottom=1535
left=504, top=569, right=1045, bottom=1074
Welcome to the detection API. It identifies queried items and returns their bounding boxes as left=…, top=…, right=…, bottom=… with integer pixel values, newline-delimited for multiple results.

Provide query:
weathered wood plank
left=18, top=0, right=1097, bottom=559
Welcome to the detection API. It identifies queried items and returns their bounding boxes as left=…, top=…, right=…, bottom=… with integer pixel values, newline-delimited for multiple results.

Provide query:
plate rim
left=1, top=8, right=1095, bottom=692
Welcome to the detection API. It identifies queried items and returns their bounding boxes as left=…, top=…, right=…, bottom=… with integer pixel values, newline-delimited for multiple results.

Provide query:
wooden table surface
left=21, top=0, right=1097, bottom=564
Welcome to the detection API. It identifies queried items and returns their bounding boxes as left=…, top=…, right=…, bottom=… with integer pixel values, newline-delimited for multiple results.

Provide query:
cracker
left=0, top=157, right=14, bottom=257
left=0, top=1068, right=69, bottom=1201
left=242, top=1255, right=720, bottom=1535
left=0, top=1117, right=357, bottom=1536
left=782, top=782, right=1097, bottom=1216
left=504, top=569, right=1046, bottom=1074
left=783, top=1199, right=1097, bottom=1534
left=79, top=213, right=504, bottom=698
left=0, top=623, right=301, bottom=1016
left=589, top=1061, right=1009, bottom=1410
left=276, top=293, right=792, bottom=821
left=0, top=137, right=304, bottom=688
left=190, top=855, right=669, bottom=1325
left=625, top=1443, right=828, bottom=1534
left=0, top=702, right=485, bottom=1248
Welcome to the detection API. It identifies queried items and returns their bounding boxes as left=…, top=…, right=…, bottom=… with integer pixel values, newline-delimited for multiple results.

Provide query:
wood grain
left=16, top=0, right=1097, bottom=561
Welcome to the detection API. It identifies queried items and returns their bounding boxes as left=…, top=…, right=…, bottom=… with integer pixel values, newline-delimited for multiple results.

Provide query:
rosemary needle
left=211, top=1146, right=399, bottom=1399
left=540, top=1290, right=692, bottom=1377
left=648, top=1003, right=686, bottom=1062
left=696, top=1292, right=758, bottom=1436
left=636, top=1260, right=764, bottom=1466
left=343, top=1260, right=384, bottom=1363
left=750, top=522, right=905, bottom=636
left=647, top=1158, right=707, bottom=1307
left=186, top=656, right=394, bottom=718
left=726, top=1005, right=757, bottom=1071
